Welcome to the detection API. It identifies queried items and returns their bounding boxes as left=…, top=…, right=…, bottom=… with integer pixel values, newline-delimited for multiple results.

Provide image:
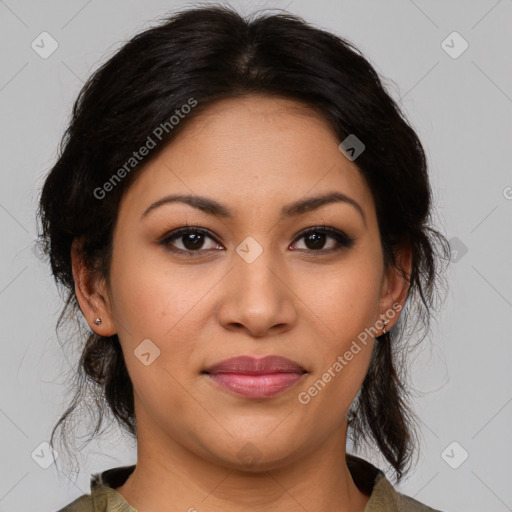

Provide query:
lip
left=203, top=355, right=307, bottom=399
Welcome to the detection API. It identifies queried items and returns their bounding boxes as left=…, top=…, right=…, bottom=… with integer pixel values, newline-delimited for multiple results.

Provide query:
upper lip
left=203, top=355, right=307, bottom=375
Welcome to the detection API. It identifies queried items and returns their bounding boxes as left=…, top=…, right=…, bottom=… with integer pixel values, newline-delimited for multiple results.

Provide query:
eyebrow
left=140, top=191, right=366, bottom=225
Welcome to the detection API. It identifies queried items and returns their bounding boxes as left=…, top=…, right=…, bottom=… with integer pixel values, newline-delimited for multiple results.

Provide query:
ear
left=378, top=243, right=412, bottom=333
left=71, top=237, right=117, bottom=336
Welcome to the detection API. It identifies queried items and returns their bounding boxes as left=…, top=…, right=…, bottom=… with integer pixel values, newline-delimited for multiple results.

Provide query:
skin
left=72, top=94, right=411, bottom=512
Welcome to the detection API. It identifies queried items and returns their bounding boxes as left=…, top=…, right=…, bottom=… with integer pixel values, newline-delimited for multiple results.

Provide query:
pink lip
left=203, top=355, right=307, bottom=399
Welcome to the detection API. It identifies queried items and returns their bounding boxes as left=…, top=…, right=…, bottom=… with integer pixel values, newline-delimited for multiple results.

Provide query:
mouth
left=202, top=355, right=308, bottom=399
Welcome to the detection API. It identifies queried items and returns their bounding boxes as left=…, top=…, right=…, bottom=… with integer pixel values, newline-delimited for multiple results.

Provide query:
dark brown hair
left=37, top=4, right=450, bottom=482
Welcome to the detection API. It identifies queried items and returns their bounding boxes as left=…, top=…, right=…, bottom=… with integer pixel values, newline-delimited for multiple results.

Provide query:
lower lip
left=206, top=372, right=305, bottom=399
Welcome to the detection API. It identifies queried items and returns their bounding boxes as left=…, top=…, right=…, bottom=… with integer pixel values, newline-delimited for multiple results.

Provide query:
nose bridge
left=234, top=234, right=285, bottom=300
left=218, top=235, right=296, bottom=335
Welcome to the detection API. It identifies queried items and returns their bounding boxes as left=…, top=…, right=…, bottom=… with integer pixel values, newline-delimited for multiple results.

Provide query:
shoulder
left=398, top=491, right=444, bottom=512
left=55, top=465, right=137, bottom=512
left=371, top=472, right=444, bottom=512
left=55, top=493, right=94, bottom=512
left=346, top=454, right=444, bottom=512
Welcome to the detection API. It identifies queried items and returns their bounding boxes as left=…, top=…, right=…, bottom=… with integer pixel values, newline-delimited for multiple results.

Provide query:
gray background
left=1, top=0, right=511, bottom=511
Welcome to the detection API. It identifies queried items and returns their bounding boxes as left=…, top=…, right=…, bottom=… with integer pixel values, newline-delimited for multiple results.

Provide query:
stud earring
left=382, top=320, right=389, bottom=334
left=94, top=317, right=102, bottom=325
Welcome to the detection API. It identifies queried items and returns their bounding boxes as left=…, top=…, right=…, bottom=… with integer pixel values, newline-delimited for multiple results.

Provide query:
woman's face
left=82, top=94, right=407, bottom=469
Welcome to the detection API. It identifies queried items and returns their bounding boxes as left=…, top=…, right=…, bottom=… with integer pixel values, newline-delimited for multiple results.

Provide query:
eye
left=290, top=226, right=355, bottom=254
left=158, top=227, right=223, bottom=255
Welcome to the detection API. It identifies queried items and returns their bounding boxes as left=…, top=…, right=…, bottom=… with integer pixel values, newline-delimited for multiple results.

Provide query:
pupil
left=183, top=233, right=204, bottom=250
left=306, top=232, right=325, bottom=250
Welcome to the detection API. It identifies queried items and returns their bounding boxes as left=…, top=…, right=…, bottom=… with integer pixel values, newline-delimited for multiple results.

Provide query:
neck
left=115, top=416, right=370, bottom=512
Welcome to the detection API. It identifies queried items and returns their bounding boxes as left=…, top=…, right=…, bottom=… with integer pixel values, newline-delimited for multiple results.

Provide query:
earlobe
left=71, top=238, right=116, bottom=335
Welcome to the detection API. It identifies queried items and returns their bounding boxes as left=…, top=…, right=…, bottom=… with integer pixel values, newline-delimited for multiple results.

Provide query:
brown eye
left=291, top=227, right=354, bottom=253
left=178, top=232, right=207, bottom=250
left=159, top=228, right=222, bottom=255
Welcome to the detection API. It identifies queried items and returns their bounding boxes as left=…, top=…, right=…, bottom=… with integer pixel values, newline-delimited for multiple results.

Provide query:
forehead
left=118, top=94, right=375, bottom=223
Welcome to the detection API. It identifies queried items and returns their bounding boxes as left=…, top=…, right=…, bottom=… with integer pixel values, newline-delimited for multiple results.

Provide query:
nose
left=217, top=248, right=297, bottom=339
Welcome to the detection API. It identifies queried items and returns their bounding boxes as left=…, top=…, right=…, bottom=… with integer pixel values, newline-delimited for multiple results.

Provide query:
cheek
left=108, top=239, right=205, bottom=336
left=107, top=240, right=224, bottom=384
left=296, top=258, right=381, bottom=408
left=304, top=256, right=382, bottom=339
left=108, top=252, right=208, bottom=415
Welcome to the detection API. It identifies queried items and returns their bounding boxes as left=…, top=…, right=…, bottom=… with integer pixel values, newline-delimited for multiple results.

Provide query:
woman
left=38, top=5, right=450, bottom=511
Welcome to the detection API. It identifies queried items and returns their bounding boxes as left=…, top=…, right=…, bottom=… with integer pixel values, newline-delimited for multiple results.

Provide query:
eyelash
left=157, top=225, right=355, bottom=256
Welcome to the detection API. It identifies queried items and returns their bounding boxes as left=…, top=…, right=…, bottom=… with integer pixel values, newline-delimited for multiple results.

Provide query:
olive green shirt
left=56, top=454, right=443, bottom=512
